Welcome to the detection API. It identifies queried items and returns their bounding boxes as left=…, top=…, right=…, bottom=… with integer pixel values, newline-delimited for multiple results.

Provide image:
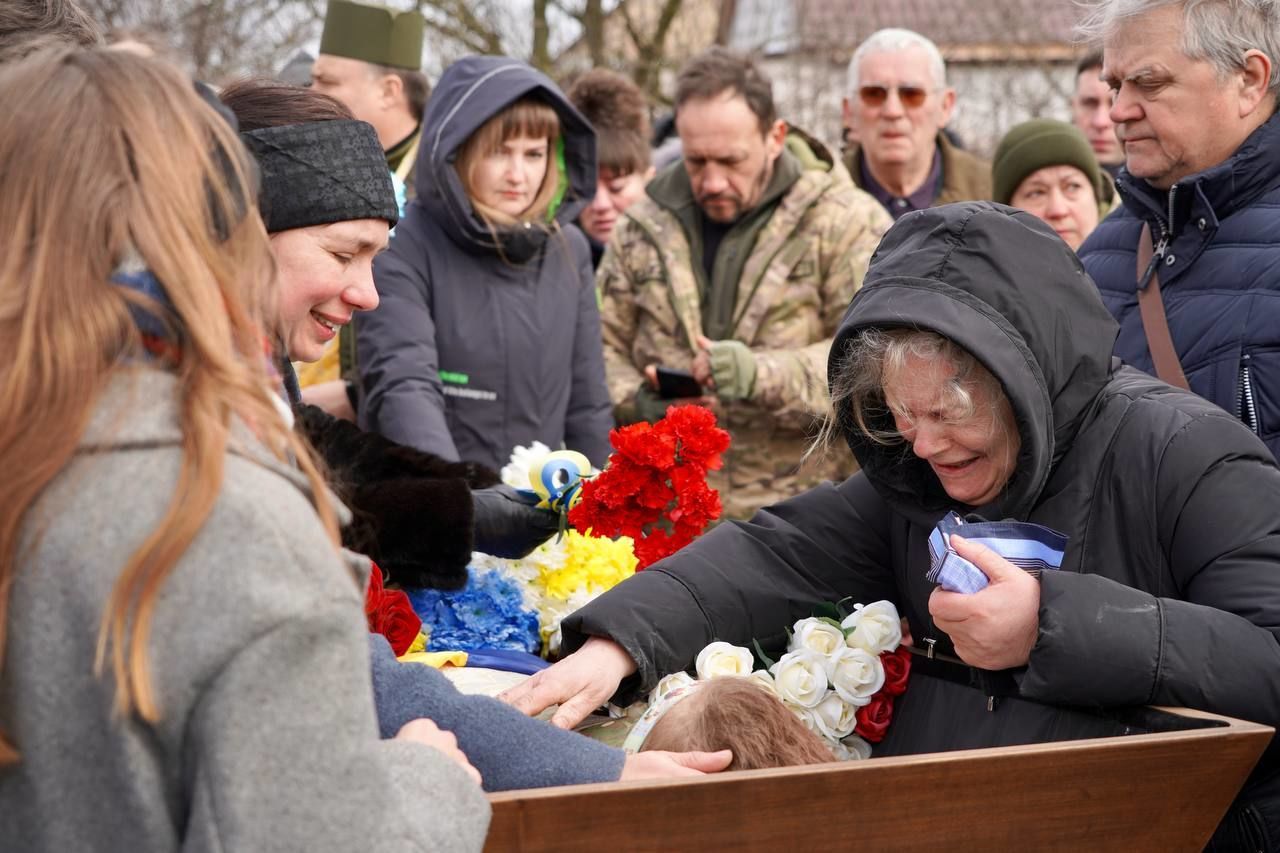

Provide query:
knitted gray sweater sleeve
left=368, top=635, right=626, bottom=791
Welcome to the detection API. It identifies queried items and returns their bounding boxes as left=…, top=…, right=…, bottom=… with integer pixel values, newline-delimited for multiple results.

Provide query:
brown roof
left=739, top=0, right=1086, bottom=58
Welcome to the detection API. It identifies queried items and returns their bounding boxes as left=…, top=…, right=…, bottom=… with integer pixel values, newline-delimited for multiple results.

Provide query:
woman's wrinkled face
left=271, top=219, right=388, bottom=363
left=882, top=352, right=1020, bottom=506
left=469, top=134, right=550, bottom=218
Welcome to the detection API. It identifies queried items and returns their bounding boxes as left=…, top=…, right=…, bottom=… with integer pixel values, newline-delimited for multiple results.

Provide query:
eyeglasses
left=859, top=85, right=930, bottom=109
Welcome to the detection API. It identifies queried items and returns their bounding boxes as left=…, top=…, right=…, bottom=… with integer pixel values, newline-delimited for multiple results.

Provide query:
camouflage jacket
left=597, top=131, right=892, bottom=518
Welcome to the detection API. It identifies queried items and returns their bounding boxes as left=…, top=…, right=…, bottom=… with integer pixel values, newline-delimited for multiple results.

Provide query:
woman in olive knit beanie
left=992, top=118, right=1115, bottom=250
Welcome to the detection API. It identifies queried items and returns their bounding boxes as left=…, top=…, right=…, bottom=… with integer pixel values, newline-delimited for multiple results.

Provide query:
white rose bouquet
left=640, top=600, right=913, bottom=761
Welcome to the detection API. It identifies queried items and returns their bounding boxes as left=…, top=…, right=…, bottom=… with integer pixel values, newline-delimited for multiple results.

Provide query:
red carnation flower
left=611, top=422, right=677, bottom=469
left=570, top=406, right=731, bottom=568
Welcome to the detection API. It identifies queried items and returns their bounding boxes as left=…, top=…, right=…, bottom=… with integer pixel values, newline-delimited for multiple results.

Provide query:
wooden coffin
left=484, top=705, right=1271, bottom=852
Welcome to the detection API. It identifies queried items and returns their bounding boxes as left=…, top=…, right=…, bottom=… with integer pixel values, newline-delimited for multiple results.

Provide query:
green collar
left=385, top=124, right=421, bottom=171
left=646, top=148, right=803, bottom=340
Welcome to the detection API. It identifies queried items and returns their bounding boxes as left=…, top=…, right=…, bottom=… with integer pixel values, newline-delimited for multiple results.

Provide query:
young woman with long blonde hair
left=0, top=47, right=488, bottom=851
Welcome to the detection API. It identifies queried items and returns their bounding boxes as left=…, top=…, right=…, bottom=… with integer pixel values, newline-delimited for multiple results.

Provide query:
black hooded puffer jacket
left=563, top=203, right=1280, bottom=845
left=356, top=56, right=613, bottom=471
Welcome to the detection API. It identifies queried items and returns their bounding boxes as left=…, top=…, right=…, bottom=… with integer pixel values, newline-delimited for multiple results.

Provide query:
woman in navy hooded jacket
left=355, top=56, right=613, bottom=471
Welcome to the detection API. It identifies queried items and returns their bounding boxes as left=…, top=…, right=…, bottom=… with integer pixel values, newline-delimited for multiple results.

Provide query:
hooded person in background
left=356, top=56, right=613, bottom=472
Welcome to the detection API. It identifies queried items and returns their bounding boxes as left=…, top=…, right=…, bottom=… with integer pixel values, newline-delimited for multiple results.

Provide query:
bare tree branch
left=648, top=0, right=682, bottom=58
left=531, top=0, right=551, bottom=71
left=417, top=0, right=506, bottom=56
left=617, top=0, right=644, bottom=50
left=80, top=0, right=322, bottom=79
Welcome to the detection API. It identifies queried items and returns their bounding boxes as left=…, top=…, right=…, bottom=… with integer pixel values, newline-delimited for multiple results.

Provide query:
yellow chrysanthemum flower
left=535, top=531, right=637, bottom=600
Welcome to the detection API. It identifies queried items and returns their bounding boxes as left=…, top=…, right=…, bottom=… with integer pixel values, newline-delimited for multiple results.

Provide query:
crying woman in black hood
left=355, top=56, right=614, bottom=473
left=508, top=202, right=1280, bottom=847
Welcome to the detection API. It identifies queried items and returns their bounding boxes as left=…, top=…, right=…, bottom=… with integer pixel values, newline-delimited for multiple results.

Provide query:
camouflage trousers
left=708, top=417, right=858, bottom=521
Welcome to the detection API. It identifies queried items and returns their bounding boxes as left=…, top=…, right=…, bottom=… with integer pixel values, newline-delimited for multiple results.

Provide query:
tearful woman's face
left=882, top=353, right=1020, bottom=506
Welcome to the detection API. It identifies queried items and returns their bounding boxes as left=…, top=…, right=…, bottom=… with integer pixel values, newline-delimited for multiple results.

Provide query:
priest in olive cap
left=312, top=0, right=428, bottom=204
left=311, top=0, right=429, bottom=386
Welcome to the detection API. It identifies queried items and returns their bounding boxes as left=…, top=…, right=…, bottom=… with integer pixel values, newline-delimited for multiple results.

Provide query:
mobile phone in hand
left=655, top=366, right=704, bottom=399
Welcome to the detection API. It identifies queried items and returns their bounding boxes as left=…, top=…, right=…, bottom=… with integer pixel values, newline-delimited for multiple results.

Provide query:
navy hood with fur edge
left=828, top=202, right=1120, bottom=523
left=414, top=56, right=597, bottom=260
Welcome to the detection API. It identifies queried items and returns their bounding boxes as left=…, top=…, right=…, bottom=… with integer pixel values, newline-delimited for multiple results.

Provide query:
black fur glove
left=472, top=485, right=561, bottom=559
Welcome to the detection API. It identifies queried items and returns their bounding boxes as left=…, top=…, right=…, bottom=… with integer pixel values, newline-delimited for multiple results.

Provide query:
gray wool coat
left=0, top=369, right=490, bottom=852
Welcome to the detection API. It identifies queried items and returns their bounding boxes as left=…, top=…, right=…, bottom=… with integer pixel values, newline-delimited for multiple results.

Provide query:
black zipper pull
left=1139, top=233, right=1168, bottom=291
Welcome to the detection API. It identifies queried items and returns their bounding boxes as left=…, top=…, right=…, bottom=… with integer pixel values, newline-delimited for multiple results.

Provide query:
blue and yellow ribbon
left=529, top=449, right=591, bottom=512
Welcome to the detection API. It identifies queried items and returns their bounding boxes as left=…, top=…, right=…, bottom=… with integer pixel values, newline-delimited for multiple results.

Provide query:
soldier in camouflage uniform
left=599, top=48, right=892, bottom=519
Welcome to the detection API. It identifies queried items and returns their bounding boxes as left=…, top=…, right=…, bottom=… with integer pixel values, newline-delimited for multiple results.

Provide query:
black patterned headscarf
left=240, top=119, right=398, bottom=233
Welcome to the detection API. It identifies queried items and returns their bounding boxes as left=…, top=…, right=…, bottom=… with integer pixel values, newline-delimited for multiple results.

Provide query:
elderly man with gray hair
left=840, top=28, right=991, bottom=218
left=1077, top=0, right=1280, bottom=467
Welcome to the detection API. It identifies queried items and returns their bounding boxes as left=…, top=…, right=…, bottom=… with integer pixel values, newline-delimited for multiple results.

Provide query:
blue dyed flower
left=405, top=568, right=540, bottom=654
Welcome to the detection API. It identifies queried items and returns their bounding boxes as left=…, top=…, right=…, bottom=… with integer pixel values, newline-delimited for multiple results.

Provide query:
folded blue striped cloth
left=926, top=512, right=1068, bottom=594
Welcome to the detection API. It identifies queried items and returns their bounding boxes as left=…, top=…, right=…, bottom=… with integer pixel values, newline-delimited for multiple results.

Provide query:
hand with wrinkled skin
left=620, top=749, right=733, bottom=780
left=497, top=636, right=636, bottom=729
left=395, top=718, right=482, bottom=787
left=928, top=534, right=1040, bottom=670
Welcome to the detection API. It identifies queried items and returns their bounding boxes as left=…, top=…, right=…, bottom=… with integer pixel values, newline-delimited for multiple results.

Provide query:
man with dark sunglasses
left=840, top=28, right=990, bottom=219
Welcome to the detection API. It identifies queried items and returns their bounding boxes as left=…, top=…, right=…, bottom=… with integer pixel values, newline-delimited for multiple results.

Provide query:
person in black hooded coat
left=504, top=203, right=1280, bottom=848
left=356, top=56, right=613, bottom=472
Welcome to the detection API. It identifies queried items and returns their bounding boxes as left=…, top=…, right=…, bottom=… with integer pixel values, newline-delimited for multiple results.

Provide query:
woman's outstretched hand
left=498, top=636, right=637, bottom=729
left=620, top=749, right=733, bottom=781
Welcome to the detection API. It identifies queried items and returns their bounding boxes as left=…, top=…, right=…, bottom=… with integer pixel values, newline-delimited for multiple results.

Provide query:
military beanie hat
left=241, top=120, right=399, bottom=233
left=319, top=0, right=424, bottom=70
left=991, top=118, right=1105, bottom=207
